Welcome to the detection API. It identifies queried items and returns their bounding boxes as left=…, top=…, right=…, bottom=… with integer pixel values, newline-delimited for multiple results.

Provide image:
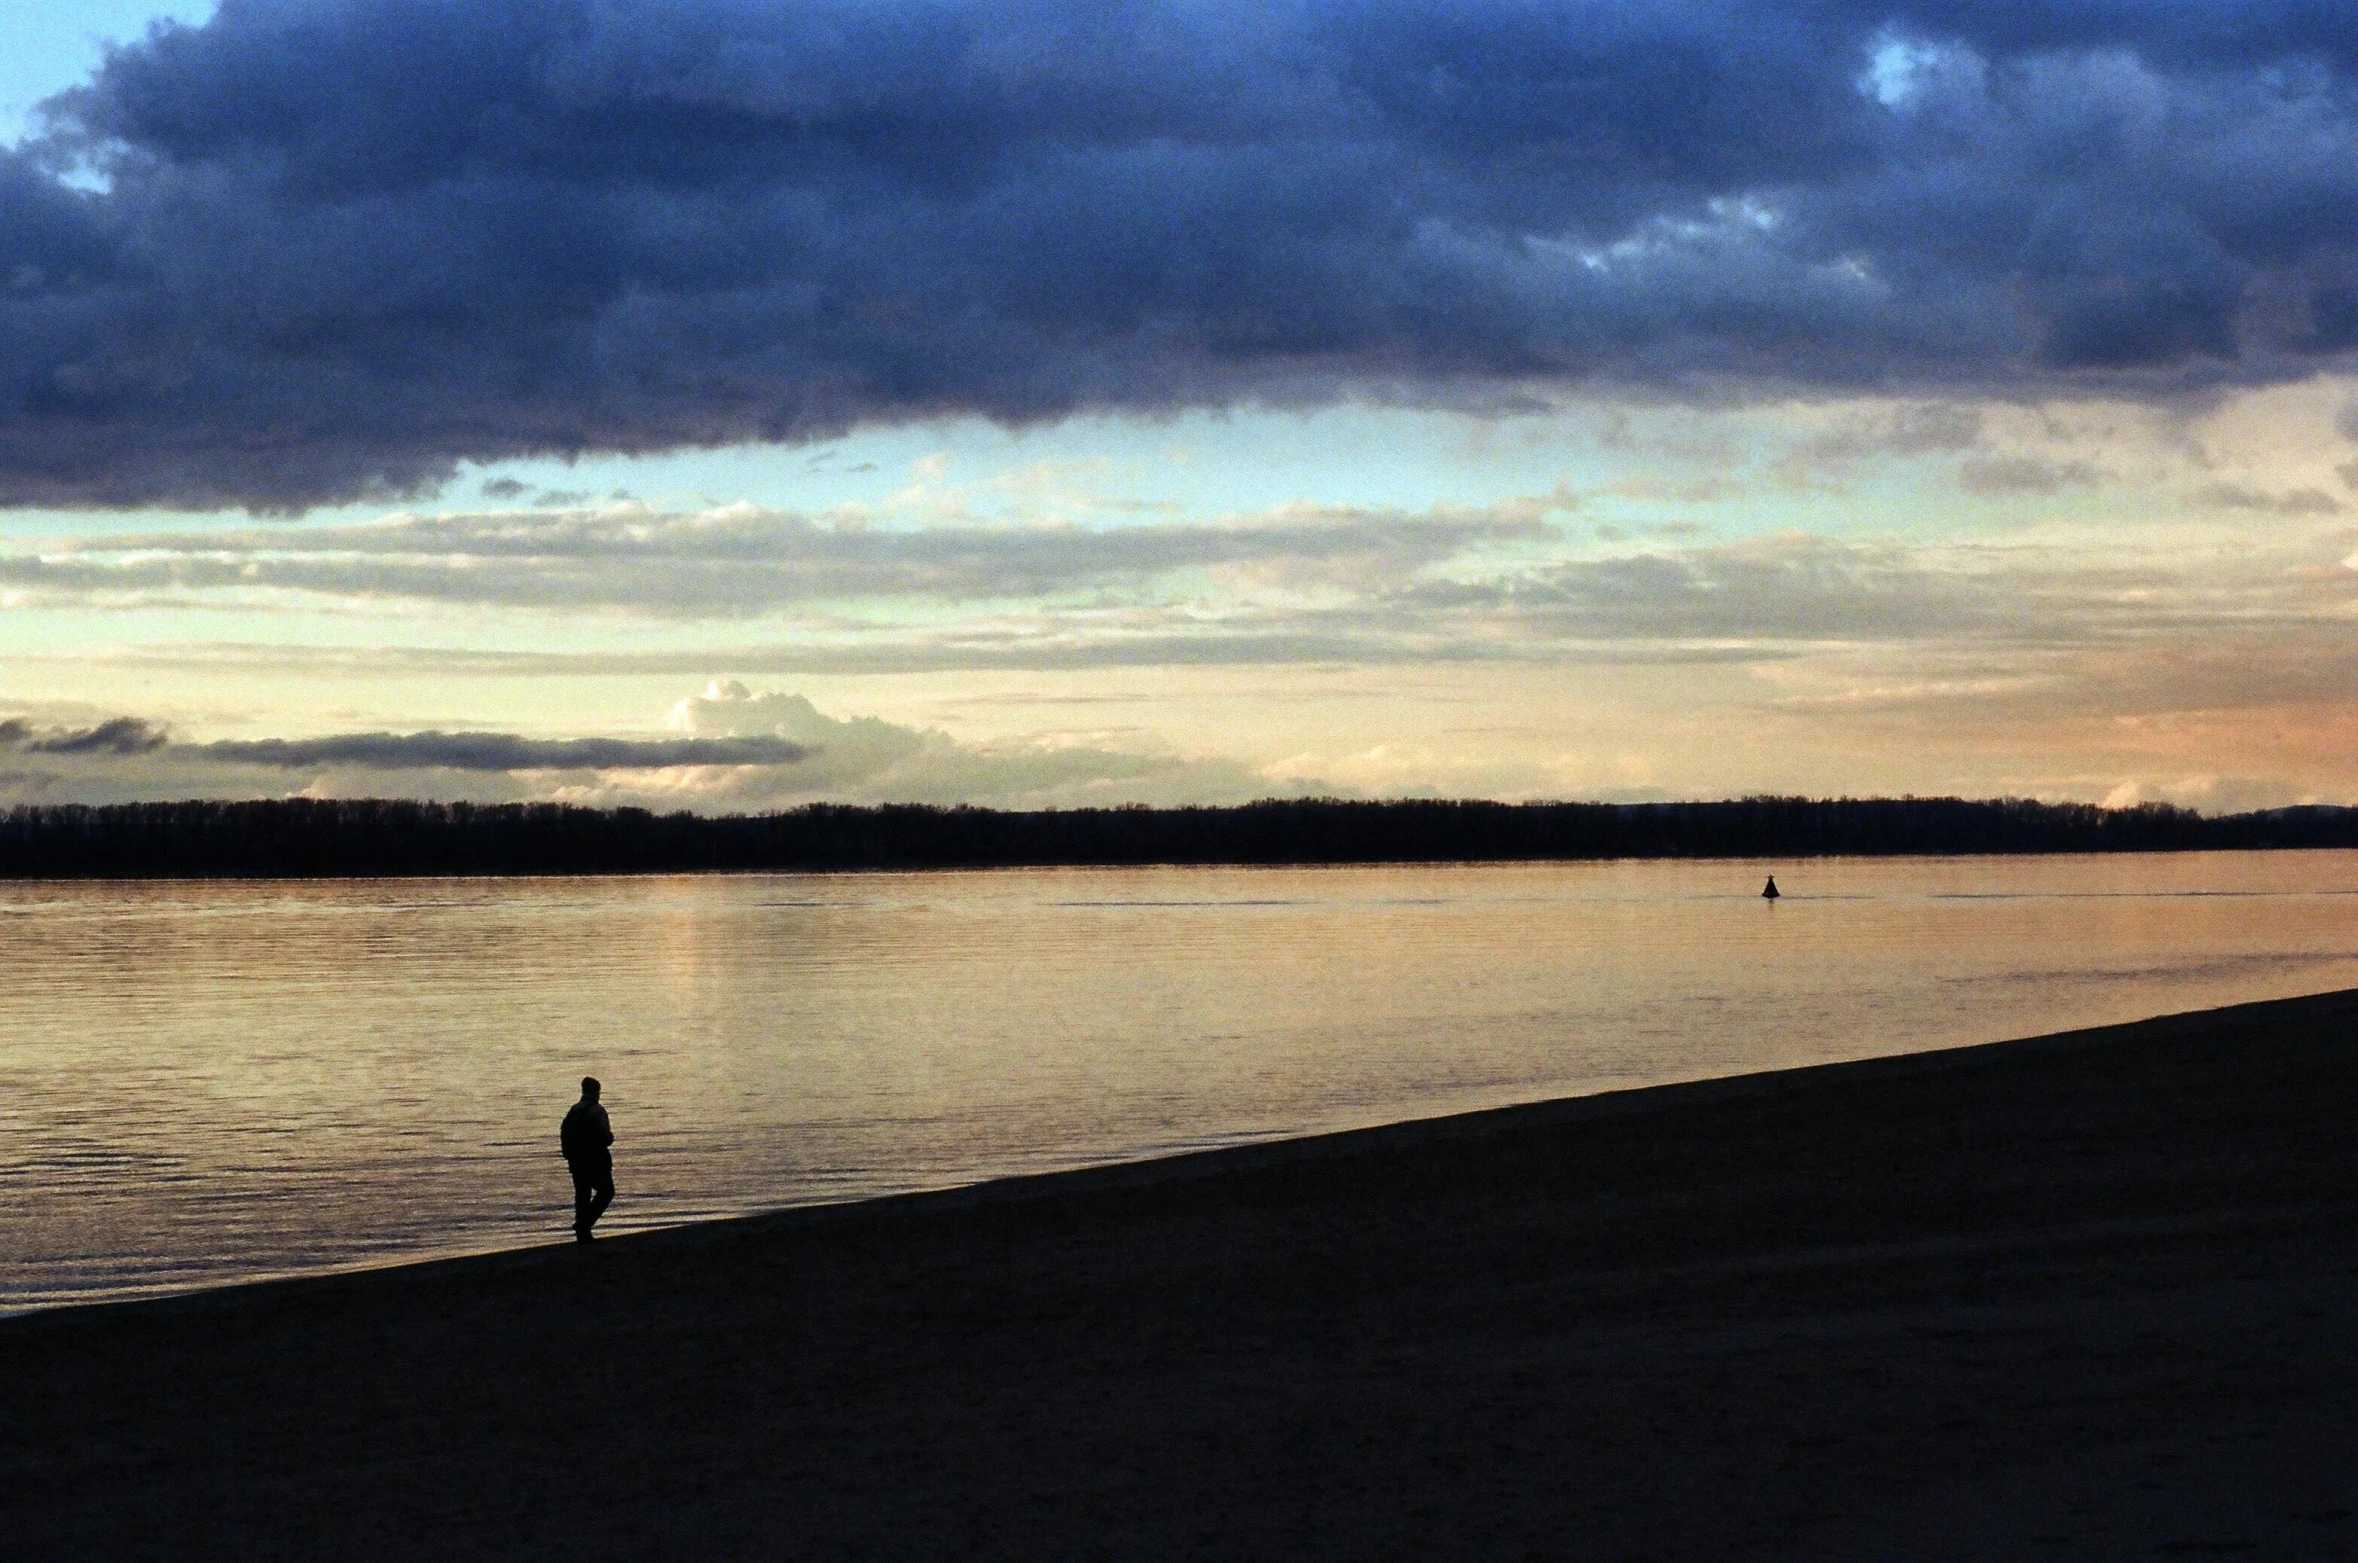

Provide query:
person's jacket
left=560, top=1100, right=614, bottom=1163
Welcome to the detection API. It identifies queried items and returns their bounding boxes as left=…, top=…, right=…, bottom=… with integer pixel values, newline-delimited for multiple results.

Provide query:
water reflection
left=5, top=851, right=2358, bottom=1309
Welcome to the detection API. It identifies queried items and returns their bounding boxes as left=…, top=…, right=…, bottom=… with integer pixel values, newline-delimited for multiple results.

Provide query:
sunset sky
left=4, top=0, right=2358, bottom=811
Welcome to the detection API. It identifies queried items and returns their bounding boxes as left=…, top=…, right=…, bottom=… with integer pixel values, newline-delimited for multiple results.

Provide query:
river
left=6, top=850, right=2357, bottom=1309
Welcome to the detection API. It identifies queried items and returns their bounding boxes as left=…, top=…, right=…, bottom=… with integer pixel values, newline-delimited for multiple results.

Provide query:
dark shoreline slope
left=9, top=990, right=2358, bottom=1559
left=7, top=793, right=2358, bottom=877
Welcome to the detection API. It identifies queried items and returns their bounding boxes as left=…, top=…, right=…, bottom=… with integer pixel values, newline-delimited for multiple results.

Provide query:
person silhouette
left=560, top=1076, right=615, bottom=1243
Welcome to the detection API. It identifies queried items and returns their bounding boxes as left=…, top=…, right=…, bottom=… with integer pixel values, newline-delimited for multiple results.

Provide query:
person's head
left=581, top=1076, right=601, bottom=1101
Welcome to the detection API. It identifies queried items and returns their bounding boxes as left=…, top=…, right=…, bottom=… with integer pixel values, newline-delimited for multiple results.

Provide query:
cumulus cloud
left=659, top=680, right=1301, bottom=805
left=7, top=1, right=2358, bottom=509
left=2100, top=774, right=2313, bottom=814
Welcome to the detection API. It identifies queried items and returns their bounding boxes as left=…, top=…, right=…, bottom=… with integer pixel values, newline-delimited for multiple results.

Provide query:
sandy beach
left=6, top=987, right=2356, bottom=1559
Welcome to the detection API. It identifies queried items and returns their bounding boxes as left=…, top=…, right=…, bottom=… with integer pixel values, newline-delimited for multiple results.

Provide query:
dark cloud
left=2192, top=481, right=2343, bottom=515
left=478, top=476, right=592, bottom=505
left=0, top=700, right=1321, bottom=807
left=0, top=714, right=810, bottom=771
left=1768, top=401, right=1988, bottom=487
left=1957, top=452, right=2101, bottom=494
left=0, top=716, right=172, bottom=754
left=1798, top=404, right=1988, bottom=465
left=1, top=1, right=2357, bottom=510
left=197, top=730, right=811, bottom=770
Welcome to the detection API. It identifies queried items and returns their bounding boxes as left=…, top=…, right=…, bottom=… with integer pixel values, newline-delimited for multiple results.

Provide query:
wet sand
left=6, top=988, right=2357, bottom=1560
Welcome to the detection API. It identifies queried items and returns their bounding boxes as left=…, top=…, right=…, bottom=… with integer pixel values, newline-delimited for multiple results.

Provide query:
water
left=5, top=851, right=2358, bottom=1311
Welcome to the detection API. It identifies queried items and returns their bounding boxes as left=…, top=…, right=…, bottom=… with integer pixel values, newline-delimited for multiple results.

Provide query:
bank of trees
left=0, top=795, right=2352, bottom=879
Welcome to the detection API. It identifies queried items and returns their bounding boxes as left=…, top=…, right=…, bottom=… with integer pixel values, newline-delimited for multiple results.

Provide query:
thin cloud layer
left=11, top=0, right=2358, bottom=509
left=0, top=501, right=1543, bottom=613
left=198, top=730, right=812, bottom=770
left=0, top=714, right=808, bottom=773
left=20, top=516, right=2355, bottom=674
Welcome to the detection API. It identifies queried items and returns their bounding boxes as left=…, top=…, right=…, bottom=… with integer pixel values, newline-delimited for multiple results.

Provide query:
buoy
left=1762, top=875, right=1781, bottom=899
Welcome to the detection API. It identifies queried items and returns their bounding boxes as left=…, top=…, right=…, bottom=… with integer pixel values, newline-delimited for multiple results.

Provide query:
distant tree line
left=1, top=795, right=2354, bottom=879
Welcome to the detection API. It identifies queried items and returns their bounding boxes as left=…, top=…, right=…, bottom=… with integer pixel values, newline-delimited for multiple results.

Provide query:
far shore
left=8, top=988, right=2358, bottom=1559
left=6, top=793, right=2357, bottom=880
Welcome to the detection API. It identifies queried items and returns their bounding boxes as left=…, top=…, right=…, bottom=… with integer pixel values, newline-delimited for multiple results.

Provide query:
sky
left=4, top=0, right=2358, bottom=813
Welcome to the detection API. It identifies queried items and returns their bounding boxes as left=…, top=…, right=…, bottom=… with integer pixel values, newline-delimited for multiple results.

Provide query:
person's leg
left=572, top=1165, right=597, bottom=1238
left=583, top=1163, right=614, bottom=1234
